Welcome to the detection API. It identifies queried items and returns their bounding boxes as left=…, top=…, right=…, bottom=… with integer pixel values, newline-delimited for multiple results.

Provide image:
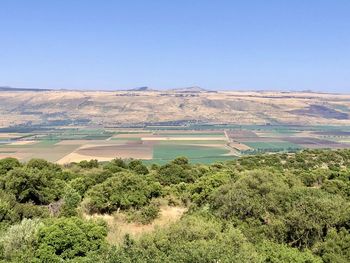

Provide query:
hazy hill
left=0, top=89, right=349, bottom=128
left=0, top=86, right=51, bottom=92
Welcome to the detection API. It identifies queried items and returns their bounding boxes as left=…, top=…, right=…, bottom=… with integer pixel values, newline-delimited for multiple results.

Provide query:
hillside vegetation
left=0, top=149, right=350, bottom=262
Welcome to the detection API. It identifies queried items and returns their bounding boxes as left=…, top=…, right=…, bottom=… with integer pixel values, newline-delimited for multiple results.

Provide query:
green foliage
left=282, top=188, right=349, bottom=248
left=127, top=200, right=160, bottom=224
left=78, top=159, right=99, bottom=169
left=313, top=228, right=350, bottom=263
left=128, top=160, right=149, bottom=175
left=0, top=191, right=48, bottom=230
left=68, top=170, right=114, bottom=197
left=13, top=202, right=49, bottom=221
left=171, top=156, right=190, bottom=166
left=0, top=190, right=17, bottom=225
left=0, top=158, right=21, bottom=175
left=258, top=241, right=322, bottom=263
left=35, top=217, right=107, bottom=262
left=85, top=172, right=161, bottom=213
left=27, top=158, right=61, bottom=171
left=211, top=170, right=289, bottom=221
left=0, top=149, right=350, bottom=262
left=60, top=185, right=81, bottom=217
left=157, top=163, right=194, bottom=185
left=189, top=171, right=231, bottom=205
left=0, top=218, right=43, bottom=261
left=211, top=169, right=350, bottom=249
left=103, top=158, right=127, bottom=173
left=2, top=167, right=64, bottom=205
left=109, top=213, right=261, bottom=263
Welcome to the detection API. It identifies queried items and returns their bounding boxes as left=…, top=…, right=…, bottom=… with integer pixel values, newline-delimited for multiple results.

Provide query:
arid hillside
left=1, top=89, right=350, bottom=128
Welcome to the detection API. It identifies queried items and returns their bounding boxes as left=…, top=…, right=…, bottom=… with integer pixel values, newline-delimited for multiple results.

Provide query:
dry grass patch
left=84, top=206, right=187, bottom=245
left=76, top=143, right=153, bottom=159
left=57, top=152, right=115, bottom=164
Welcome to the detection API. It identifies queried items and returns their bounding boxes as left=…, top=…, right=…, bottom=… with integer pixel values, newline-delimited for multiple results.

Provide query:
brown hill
left=0, top=90, right=350, bottom=128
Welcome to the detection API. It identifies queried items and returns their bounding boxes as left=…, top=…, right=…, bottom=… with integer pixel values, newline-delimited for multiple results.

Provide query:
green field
left=39, top=129, right=113, bottom=140
left=110, top=137, right=142, bottom=141
left=2, top=125, right=350, bottom=164
left=244, top=141, right=302, bottom=151
left=151, top=144, right=233, bottom=164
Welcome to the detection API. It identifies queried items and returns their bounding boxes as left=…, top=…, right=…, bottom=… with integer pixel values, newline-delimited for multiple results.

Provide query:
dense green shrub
left=211, top=170, right=289, bottom=220
left=78, top=159, right=99, bottom=169
left=313, top=228, right=350, bottom=263
left=60, top=186, right=81, bottom=217
left=0, top=190, right=18, bottom=226
left=128, top=160, right=149, bottom=175
left=2, top=167, right=64, bottom=205
left=26, top=158, right=61, bottom=172
left=85, top=172, right=161, bottom=213
left=103, top=158, right=127, bottom=173
left=127, top=201, right=161, bottom=224
left=35, top=217, right=107, bottom=262
left=189, top=171, right=231, bottom=205
left=157, top=163, right=194, bottom=185
left=258, top=241, right=322, bottom=263
left=0, top=218, right=42, bottom=261
left=0, top=158, right=21, bottom=175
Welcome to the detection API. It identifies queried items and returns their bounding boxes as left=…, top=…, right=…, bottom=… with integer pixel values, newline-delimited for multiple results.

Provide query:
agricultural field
left=1, top=125, right=350, bottom=163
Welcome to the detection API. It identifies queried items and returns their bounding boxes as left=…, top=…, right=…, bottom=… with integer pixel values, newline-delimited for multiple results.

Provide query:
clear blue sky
left=1, top=0, right=349, bottom=92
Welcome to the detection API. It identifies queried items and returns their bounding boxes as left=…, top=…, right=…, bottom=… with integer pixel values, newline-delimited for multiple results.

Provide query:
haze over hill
left=1, top=88, right=350, bottom=129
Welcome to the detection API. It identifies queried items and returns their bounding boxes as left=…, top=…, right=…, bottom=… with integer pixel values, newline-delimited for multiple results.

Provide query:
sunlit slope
left=0, top=90, right=350, bottom=128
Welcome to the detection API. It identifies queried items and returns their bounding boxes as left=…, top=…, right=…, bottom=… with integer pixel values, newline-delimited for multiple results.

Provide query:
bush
left=103, top=158, right=127, bottom=173
left=258, top=241, right=322, bottom=263
left=13, top=202, right=49, bottom=220
left=35, top=217, right=107, bottom=261
left=313, top=228, right=350, bottom=263
left=0, top=218, right=43, bottom=261
left=60, top=186, right=81, bottom=217
left=86, top=172, right=161, bottom=213
left=3, top=167, right=64, bottom=205
left=157, top=163, right=194, bottom=185
left=0, top=158, right=21, bottom=175
left=0, top=190, right=17, bottom=224
left=111, top=213, right=261, bottom=263
left=27, top=158, right=61, bottom=171
left=78, top=159, right=99, bottom=169
left=127, top=201, right=160, bottom=224
left=128, top=160, right=149, bottom=175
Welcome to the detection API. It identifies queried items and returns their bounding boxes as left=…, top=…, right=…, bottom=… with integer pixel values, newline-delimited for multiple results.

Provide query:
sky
left=0, top=0, right=349, bottom=92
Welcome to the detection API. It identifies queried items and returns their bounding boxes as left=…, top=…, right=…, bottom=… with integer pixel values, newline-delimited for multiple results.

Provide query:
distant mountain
left=0, top=89, right=350, bottom=128
left=169, top=86, right=210, bottom=93
left=125, top=86, right=211, bottom=93
left=0, top=86, right=51, bottom=92
left=127, top=86, right=154, bottom=91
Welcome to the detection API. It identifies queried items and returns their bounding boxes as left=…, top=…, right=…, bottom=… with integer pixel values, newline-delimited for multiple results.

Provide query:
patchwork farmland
left=1, top=124, right=350, bottom=164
